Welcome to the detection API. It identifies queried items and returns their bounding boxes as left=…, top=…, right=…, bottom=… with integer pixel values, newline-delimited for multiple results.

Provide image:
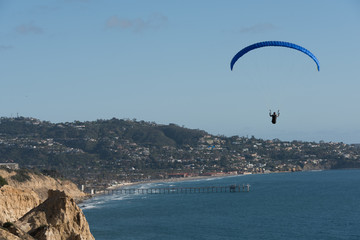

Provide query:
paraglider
left=230, top=41, right=320, bottom=125
left=230, top=41, right=320, bottom=71
left=269, top=110, right=280, bottom=124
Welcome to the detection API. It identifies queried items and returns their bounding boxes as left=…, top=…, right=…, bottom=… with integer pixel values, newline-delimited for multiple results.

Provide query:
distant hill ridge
left=0, top=116, right=359, bottom=187
left=0, top=117, right=207, bottom=147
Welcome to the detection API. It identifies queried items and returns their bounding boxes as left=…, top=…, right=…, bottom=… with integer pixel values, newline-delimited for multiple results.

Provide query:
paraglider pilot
left=269, top=110, right=280, bottom=124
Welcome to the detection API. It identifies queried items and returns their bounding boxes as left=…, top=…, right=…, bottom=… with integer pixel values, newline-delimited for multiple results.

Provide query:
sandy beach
left=105, top=173, right=242, bottom=191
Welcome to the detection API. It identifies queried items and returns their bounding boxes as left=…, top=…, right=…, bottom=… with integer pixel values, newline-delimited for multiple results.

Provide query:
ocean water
left=82, top=170, right=360, bottom=240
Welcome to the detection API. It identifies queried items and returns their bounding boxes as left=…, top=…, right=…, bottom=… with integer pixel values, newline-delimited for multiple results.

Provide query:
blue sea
left=82, top=170, right=360, bottom=240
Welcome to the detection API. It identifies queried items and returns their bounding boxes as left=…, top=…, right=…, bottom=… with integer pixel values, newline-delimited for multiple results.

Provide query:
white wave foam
left=81, top=191, right=141, bottom=210
left=80, top=200, right=106, bottom=210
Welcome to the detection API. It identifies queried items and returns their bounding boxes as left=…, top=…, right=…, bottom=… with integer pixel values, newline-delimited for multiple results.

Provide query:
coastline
left=82, top=174, right=241, bottom=199
left=102, top=170, right=310, bottom=193
left=104, top=173, right=243, bottom=192
left=84, top=169, right=332, bottom=199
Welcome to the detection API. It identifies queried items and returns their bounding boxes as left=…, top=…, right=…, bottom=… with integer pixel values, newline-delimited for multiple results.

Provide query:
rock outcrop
left=0, top=185, right=41, bottom=223
left=1, top=222, right=35, bottom=240
left=0, top=169, right=94, bottom=239
left=0, top=227, right=23, bottom=240
left=17, top=190, right=95, bottom=240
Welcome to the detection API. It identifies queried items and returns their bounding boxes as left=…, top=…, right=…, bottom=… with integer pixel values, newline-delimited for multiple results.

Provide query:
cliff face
left=1, top=222, right=35, bottom=240
left=0, top=169, right=86, bottom=202
left=0, top=227, right=25, bottom=240
left=0, top=169, right=94, bottom=239
left=0, top=185, right=41, bottom=223
left=17, top=190, right=95, bottom=240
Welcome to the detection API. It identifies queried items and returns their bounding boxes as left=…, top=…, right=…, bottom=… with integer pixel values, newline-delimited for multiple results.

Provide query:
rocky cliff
left=0, top=227, right=29, bottom=240
left=0, top=169, right=94, bottom=239
left=1, top=222, right=35, bottom=240
left=0, top=169, right=86, bottom=202
left=16, top=190, right=95, bottom=240
left=0, top=185, right=41, bottom=223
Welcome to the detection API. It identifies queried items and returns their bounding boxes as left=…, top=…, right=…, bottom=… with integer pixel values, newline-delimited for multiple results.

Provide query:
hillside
left=0, top=117, right=359, bottom=191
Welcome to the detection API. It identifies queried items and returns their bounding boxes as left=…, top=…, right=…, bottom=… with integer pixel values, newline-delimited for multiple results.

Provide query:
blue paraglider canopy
left=230, top=41, right=320, bottom=71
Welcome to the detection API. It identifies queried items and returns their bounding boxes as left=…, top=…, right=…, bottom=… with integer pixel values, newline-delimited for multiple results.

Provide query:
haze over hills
left=0, top=116, right=359, bottom=191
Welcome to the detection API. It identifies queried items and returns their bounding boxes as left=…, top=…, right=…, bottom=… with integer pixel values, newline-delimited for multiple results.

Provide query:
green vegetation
left=0, top=175, right=8, bottom=187
left=0, top=116, right=359, bottom=188
left=10, top=169, right=31, bottom=182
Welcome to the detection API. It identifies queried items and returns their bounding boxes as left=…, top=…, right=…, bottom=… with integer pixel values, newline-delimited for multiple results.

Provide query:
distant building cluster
left=0, top=116, right=359, bottom=193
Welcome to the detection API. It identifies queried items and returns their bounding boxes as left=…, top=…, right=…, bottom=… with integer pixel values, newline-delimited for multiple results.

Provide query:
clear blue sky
left=1, top=0, right=359, bottom=143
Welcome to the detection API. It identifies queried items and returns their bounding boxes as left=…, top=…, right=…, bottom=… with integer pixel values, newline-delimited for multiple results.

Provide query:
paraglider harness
left=269, top=110, right=280, bottom=124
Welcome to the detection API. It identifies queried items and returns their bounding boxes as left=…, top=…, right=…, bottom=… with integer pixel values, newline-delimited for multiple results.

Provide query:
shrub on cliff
left=10, top=169, right=31, bottom=182
left=0, top=175, right=8, bottom=187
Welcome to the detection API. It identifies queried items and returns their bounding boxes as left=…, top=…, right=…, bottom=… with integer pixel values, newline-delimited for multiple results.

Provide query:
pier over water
left=97, top=184, right=250, bottom=195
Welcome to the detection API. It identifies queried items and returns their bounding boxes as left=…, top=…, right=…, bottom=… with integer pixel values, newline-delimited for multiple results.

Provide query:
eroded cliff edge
left=16, top=190, right=94, bottom=240
left=0, top=169, right=94, bottom=239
